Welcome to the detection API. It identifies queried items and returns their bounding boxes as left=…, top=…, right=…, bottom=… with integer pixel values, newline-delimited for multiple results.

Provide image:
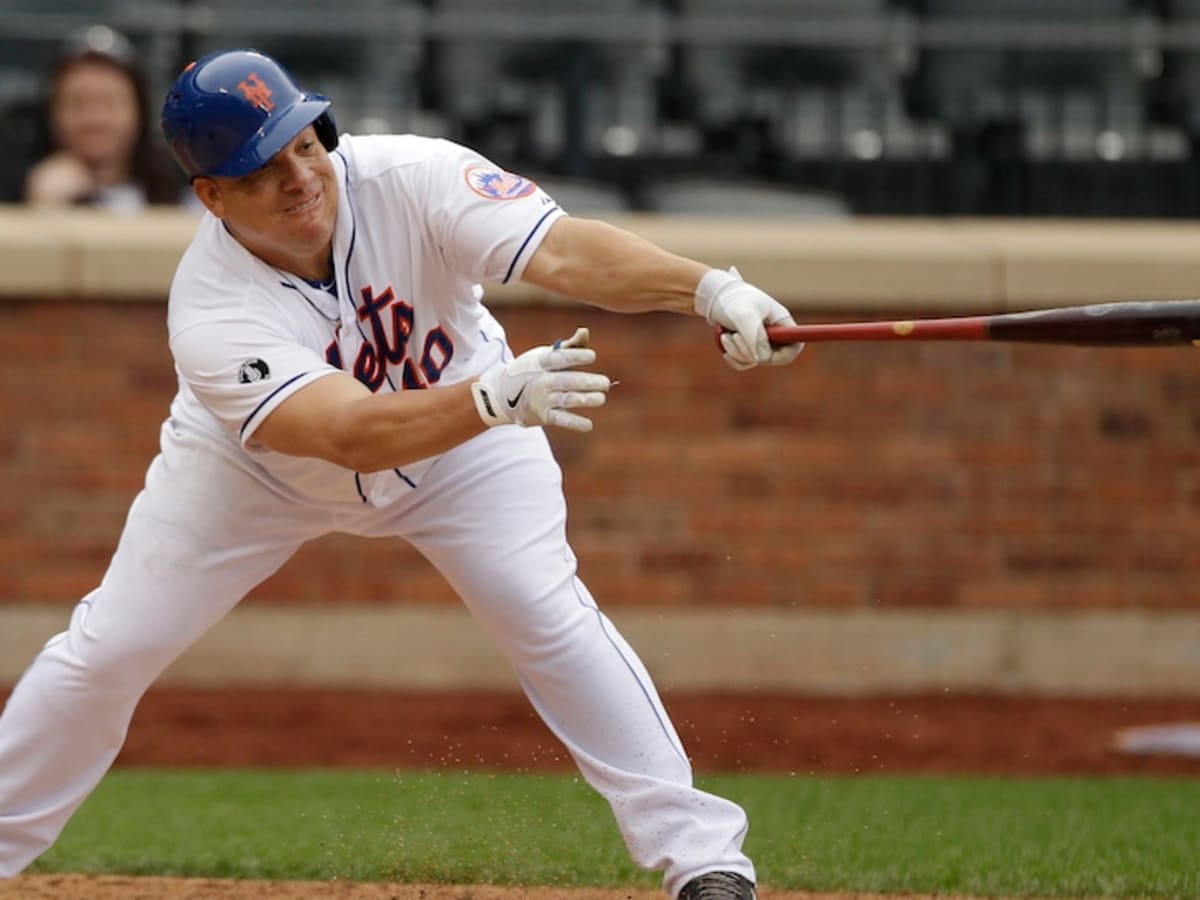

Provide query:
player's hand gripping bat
left=716, top=300, right=1200, bottom=349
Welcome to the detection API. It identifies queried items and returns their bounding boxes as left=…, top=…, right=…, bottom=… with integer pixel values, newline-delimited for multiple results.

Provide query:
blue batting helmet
left=161, top=49, right=338, bottom=178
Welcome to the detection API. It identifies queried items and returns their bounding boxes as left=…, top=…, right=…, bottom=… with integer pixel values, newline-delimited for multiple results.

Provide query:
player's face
left=194, top=126, right=337, bottom=281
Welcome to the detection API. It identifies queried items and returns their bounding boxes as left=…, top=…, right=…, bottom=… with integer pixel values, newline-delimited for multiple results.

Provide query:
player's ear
left=191, top=177, right=225, bottom=218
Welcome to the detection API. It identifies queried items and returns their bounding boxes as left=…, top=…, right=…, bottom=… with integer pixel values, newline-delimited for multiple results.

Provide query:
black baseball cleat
left=678, top=871, right=757, bottom=900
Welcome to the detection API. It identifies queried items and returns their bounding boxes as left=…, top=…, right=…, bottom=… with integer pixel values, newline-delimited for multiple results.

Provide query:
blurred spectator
left=23, top=25, right=182, bottom=211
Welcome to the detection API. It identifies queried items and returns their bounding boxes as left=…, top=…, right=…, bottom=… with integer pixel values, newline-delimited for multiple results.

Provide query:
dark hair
left=40, top=27, right=181, bottom=205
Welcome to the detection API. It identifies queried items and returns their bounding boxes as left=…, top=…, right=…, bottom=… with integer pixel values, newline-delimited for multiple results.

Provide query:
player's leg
left=363, top=427, right=754, bottom=898
left=0, top=425, right=326, bottom=877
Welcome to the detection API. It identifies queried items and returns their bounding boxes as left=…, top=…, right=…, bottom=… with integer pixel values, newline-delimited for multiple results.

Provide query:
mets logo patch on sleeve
left=464, top=165, right=537, bottom=200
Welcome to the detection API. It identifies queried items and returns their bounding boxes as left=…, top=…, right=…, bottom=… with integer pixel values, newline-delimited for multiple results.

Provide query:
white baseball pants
left=0, top=419, right=753, bottom=896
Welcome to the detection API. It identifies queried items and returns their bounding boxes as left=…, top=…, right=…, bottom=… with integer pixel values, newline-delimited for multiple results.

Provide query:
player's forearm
left=327, top=381, right=486, bottom=472
left=522, top=217, right=709, bottom=315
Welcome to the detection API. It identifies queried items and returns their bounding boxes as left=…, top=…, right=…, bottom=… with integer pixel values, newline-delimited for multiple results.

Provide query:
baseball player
left=0, top=50, right=800, bottom=900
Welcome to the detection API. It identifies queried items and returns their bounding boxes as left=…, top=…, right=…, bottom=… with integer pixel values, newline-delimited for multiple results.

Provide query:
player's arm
left=521, top=216, right=802, bottom=368
left=253, top=372, right=485, bottom=472
left=254, top=333, right=611, bottom=471
left=521, top=216, right=706, bottom=315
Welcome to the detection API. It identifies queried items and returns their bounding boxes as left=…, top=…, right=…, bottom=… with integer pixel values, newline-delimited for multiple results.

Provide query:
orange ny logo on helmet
left=237, top=73, right=275, bottom=112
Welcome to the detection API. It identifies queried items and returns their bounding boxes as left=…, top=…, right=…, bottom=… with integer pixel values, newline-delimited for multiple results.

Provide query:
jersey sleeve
left=424, top=141, right=566, bottom=285
left=170, top=318, right=341, bottom=448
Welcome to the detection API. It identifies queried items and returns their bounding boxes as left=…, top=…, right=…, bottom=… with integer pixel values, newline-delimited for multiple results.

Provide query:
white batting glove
left=471, top=327, right=611, bottom=433
left=694, top=266, right=803, bottom=370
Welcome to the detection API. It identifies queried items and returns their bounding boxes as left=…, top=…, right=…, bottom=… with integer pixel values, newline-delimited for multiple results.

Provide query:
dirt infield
left=115, top=688, right=1200, bottom=775
left=3, top=688, right=1199, bottom=899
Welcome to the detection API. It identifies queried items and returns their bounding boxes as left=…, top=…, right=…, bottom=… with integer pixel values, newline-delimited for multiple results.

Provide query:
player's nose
left=275, top=153, right=312, bottom=192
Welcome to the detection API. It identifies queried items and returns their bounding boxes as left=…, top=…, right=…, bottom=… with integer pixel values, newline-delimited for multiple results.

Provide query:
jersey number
left=325, top=285, right=454, bottom=392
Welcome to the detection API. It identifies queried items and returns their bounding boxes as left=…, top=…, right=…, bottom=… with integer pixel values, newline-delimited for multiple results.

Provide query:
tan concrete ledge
left=2, top=604, right=1198, bottom=696
left=5, top=205, right=1200, bottom=311
left=0, top=206, right=201, bottom=301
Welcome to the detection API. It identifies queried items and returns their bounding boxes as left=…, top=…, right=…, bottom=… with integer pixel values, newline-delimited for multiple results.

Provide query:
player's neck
left=233, top=230, right=332, bottom=282
left=285, top=253, right=334, bottom=283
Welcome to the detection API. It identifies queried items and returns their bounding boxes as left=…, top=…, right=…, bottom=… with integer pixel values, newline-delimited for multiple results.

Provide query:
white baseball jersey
left=167, top=134, right=565, bottom=505
left=0, top=133, right=755, bottom=895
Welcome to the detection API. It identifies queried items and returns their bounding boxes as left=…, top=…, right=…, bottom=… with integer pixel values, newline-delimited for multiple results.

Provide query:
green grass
left=30, top=770, right=1200, bottom=897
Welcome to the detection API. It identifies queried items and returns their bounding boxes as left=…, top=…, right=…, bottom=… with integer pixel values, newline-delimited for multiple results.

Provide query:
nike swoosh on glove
left=694, top=266, right=804, bottom=370
left=472, top=327, right=612, bottom=432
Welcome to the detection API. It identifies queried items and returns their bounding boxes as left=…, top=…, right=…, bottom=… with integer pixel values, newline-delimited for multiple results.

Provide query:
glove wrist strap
left=693, top=267, right=739, bottom=322
left=471, top=380, right=508, bottom=427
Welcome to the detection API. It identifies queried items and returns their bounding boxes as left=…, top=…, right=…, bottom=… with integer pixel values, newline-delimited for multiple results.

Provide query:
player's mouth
left=282, top=191, right=322, bottom=215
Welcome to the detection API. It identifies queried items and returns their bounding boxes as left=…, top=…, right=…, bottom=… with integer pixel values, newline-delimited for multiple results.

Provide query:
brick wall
left=3, top=299, right=1197, bottom=611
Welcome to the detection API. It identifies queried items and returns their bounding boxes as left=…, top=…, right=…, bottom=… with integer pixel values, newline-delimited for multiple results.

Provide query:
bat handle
left=712, top=325, right=786, bottom=351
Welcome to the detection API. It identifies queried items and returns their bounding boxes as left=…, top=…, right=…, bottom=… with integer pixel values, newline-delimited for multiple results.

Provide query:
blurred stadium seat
left=183, top=0, right=426, bottom=134
left=672, top=0, right=936, bottom=166
left=910, top=0, right=1176, bottom=213
left=4, top=0, right=1200, bottom=215
left=1159, top=2, right=1200, bottom=140
left=429, top=0, right=668, bottom=176
left=914, top=0, right=1155, bottom=156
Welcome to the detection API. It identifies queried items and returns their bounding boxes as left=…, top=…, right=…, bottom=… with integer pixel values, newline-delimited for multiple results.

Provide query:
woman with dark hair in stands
left=24, top=26, right=181, bottom=210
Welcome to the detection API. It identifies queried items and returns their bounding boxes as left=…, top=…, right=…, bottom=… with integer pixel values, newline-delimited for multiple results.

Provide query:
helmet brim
left=207, top=95, right=331, bottom=178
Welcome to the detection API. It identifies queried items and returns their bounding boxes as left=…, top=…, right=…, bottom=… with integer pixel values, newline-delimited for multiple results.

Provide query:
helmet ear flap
left=313, top=111, right=338, bottom=153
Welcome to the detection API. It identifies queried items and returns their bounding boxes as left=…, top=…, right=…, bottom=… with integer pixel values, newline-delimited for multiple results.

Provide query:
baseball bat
left=720, top=300, right=1200, bottom=348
